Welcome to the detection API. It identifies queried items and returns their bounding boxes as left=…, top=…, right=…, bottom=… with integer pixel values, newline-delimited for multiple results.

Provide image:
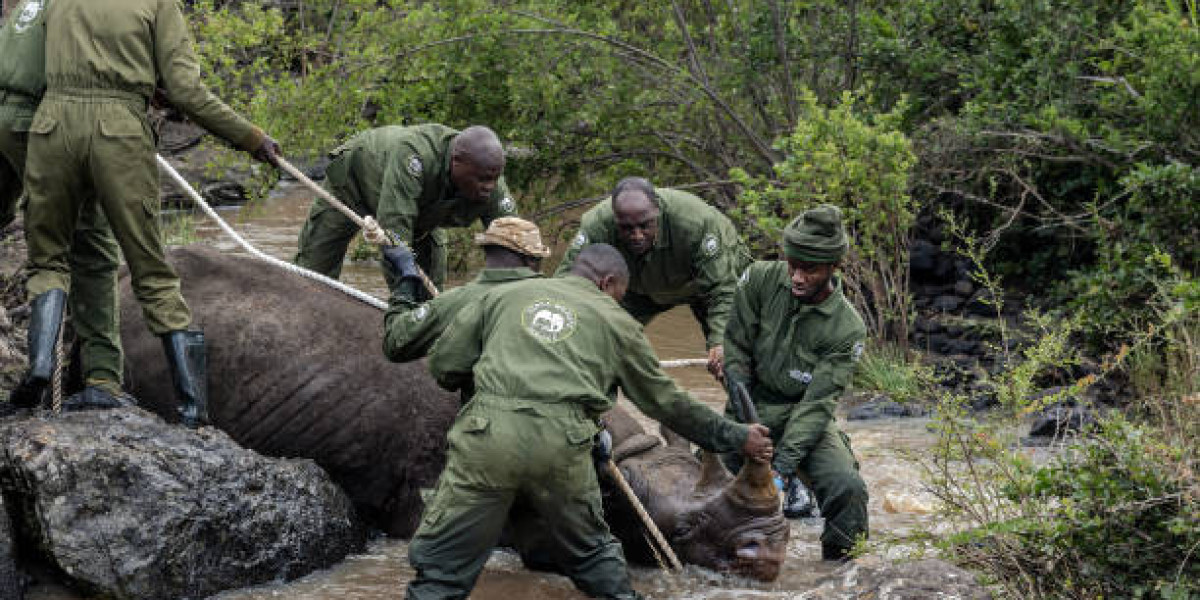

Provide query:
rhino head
left=598, top=408, right=789, bottom=582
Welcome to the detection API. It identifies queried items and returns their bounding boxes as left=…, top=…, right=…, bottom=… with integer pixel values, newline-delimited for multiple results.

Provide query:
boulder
left=799, top=556, right=992, bottom=599
left=0, top=408, right=365, bottom=600
left=847, top=395, right=928, bottom=420
left=0, top=492, right=21, bottom=600
left=1024, top=397, right=1099, bottom=444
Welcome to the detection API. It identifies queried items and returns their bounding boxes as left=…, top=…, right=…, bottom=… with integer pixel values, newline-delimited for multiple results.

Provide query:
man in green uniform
left=722, top=205, right=869, bottom=561
left=409, top=243, right=773, bottom=599
left=555, top=177, right=751, bottom=380
left=381, top=216, right=549, bottom=362
left=20, top=0, right=281, bottom=427
left=294, top=123, right=517, bottom=298
left=2, top=0, right=129, bottom=411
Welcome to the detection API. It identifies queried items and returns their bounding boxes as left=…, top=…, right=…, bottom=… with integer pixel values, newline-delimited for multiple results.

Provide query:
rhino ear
left=694, top=450, right=735, bottom=493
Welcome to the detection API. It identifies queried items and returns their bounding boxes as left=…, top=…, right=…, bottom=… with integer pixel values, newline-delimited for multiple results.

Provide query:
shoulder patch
left=499, top=195, right=515, bottom=213
left=571, top=232, right=588, bottom=249
left=737, top=267, right=751, bottom=288
left=852, top=341, right=865, bottom=362
left=410, top=304, right=430, bottom=323
left=522, top=299, right=578, bottom=344
left=406, top=155, right=423, bottom=177
left=14, top=0, right=45, bottom=33
left=788, top=369, right=814, bottom=384
left=701, top=232, right=720, bottom=257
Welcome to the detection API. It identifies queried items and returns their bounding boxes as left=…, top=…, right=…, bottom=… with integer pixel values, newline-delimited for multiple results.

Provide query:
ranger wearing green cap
left=555, top=177, right=752, bottom=380
left=20, top=0, right=281, bottom=427
left=1, top=0, right=126, bottom=412
left=722, top=204, right=869, bottom=561
left=408, top=243, right=773, bottom=600
left=381, top=216, right=550, bottom=362
left=294, top=123, right=518, bottom=299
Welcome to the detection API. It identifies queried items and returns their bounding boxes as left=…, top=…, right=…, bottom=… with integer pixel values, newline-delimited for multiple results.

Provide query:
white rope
left=156, top=155, right=387, bottom=311
left=157, top=154, right=708, bottom=369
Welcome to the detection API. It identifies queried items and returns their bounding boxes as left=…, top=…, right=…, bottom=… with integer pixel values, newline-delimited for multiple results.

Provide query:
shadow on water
left=31, top=184, right=944, bottom=598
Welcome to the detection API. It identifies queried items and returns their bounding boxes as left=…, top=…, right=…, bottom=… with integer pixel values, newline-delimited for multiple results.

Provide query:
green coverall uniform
left=411, top=274, right=751, bottom=599
left=723, top=261, right=869, bottom=555
left=294, top=124, right=518, bottom=293
left=555, top=188, right=751, bottom=349
left=382, top=266, right=541, bottom=362
left=23, top=0, right=266, bottom=336
left=0, top=0, right=124, bottom=391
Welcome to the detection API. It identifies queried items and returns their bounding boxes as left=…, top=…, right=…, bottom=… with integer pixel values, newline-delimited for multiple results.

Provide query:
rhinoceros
left=114, top=246, right=788, bottom=580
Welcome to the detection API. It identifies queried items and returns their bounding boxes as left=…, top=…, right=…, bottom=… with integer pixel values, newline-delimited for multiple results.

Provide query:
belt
left=44, top=87, right=147, bottom=105
left=0, top=89, right=38, bottom=107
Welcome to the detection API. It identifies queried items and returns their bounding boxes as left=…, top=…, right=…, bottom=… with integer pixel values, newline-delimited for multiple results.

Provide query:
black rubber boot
left=62, top=386, right=138, bottom=412
left=821, top=543, right=852, bottom=563
left=783, top=476, right=818, bottom=519
left=162, top=330, right=209, bottom=428
left=8, top=289, right=67, bottom=409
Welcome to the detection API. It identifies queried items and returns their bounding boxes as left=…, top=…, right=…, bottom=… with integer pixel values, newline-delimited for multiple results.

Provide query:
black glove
left=382, top=244, right=421, bottom=281
left=592, top=428, right=613, bottom=464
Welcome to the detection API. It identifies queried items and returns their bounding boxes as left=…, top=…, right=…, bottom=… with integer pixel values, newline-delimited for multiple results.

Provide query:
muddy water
left=33, top=184, right=943, bottom=599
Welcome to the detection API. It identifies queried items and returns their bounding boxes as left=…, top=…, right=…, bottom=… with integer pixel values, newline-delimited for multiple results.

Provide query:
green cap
left=782, top=204, right=848, bottom=263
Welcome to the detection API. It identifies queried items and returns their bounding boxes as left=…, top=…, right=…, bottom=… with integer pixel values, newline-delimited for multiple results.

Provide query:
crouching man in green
left=722, top=205, right=869, bottom=561
left=409, top=244, right=774, bottom=599
left=381, top=216, right=549, bottom=362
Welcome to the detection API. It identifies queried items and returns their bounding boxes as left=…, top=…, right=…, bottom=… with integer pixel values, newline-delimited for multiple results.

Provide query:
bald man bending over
left=294, top=124, right=517, bottom=300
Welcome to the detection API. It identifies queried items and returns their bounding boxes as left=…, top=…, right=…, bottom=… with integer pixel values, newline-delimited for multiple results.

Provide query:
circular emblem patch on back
left=702, top=232, right=720, bottom=257
left=14, top=0, right=45, bottom=33
left=406, top=155, right=423, bottom=177
left=499, top=196, right=515, bottom=213
left=522, top=299, right=578, bottom=344
left=571, top=232, right=588, bottom=249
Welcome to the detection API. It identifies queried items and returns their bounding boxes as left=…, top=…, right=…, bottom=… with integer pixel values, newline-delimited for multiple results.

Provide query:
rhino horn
left=694, top=450, right=734, bottom=492
left=723, top=456, right=780, bottom=513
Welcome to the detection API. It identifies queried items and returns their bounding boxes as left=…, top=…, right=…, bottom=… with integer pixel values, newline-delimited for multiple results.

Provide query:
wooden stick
left=603, top=460, right=683, bottom=571
left=275, top=156, right=439, bottom=298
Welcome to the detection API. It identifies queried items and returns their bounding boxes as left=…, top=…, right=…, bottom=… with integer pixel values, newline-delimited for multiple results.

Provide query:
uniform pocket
left=99, top=113, right=145, bottom=138
left=564, top=422, right=599, bottom=446
left=461, top=415, right=490, bottom=435
left=28, top=113, right=57, bottom=135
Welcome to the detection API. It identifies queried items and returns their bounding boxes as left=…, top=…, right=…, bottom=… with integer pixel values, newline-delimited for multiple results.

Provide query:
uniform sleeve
left=553, top=214, right=605, bottom=277
left=691, top=222, right=748, bottom=348
left=382, top=291, right=456, bottom=362
left=771, top=328, right=865, bottom=475
left=426, top=296, right=486, bottom=392
left=154, top=0, right=263, bottom=151
left=722, top=265, right=759, bottom=383
left=370, top=151, right=423, bottom=243
left=616, top=327, right=749, bottom=453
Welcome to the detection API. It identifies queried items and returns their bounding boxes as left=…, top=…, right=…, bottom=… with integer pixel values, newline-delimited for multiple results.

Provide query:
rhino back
left=118, top=246, right=458, bottom=536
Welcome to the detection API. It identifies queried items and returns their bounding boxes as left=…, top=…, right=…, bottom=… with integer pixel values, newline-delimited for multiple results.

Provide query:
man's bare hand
left=707, top=345, right=725, bottom=382
left=741, top=424, right=773, bottom=464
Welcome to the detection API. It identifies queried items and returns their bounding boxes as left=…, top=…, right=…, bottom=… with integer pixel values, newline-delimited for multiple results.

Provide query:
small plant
left=161, top=211, right=198, bottom=246
left=853, top=343, right=936, bottom=404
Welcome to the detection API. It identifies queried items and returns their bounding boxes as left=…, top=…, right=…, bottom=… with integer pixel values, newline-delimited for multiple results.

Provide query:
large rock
left=0, top=492, right=21, bottom=600
left=799, top=556, right=992, bottom=599
left=0, top=408, right=365, bottom=599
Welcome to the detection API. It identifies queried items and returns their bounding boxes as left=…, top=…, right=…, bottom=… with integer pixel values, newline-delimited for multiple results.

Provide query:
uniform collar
left=650, top=190, right=670, bottom=251
left=477, top=267, right=542, bottom=283
left=778, top=268, right=844, bottom=316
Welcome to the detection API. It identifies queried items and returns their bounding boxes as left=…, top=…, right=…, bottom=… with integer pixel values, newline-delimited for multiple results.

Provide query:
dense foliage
left=181, top=6, right=1195, bottom=595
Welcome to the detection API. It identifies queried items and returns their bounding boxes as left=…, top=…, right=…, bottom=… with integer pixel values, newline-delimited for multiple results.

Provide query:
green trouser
left=722, top=402, right=869, bottom=552
left=292, top=162, right=447, bottom=292
left=2, top=108, right=125, bottom=389
left=407, top=396, right=636, bottom=600
left=24, top=92, right=190, bottom=336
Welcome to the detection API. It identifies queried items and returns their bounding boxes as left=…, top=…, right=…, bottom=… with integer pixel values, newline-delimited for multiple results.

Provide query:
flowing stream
left=28, top=183, right=944, bottom=599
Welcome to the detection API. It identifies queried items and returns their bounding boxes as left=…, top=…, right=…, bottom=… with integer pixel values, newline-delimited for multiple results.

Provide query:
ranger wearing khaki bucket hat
left=382, top=217, right=548, bottom=363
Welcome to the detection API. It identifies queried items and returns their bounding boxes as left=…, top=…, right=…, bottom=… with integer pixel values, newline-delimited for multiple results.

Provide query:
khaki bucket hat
left=473, top=217, right=551, bottom=258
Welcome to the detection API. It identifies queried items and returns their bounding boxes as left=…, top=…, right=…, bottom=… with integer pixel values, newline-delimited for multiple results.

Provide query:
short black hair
left=571, top=243, right=629, bottom=283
